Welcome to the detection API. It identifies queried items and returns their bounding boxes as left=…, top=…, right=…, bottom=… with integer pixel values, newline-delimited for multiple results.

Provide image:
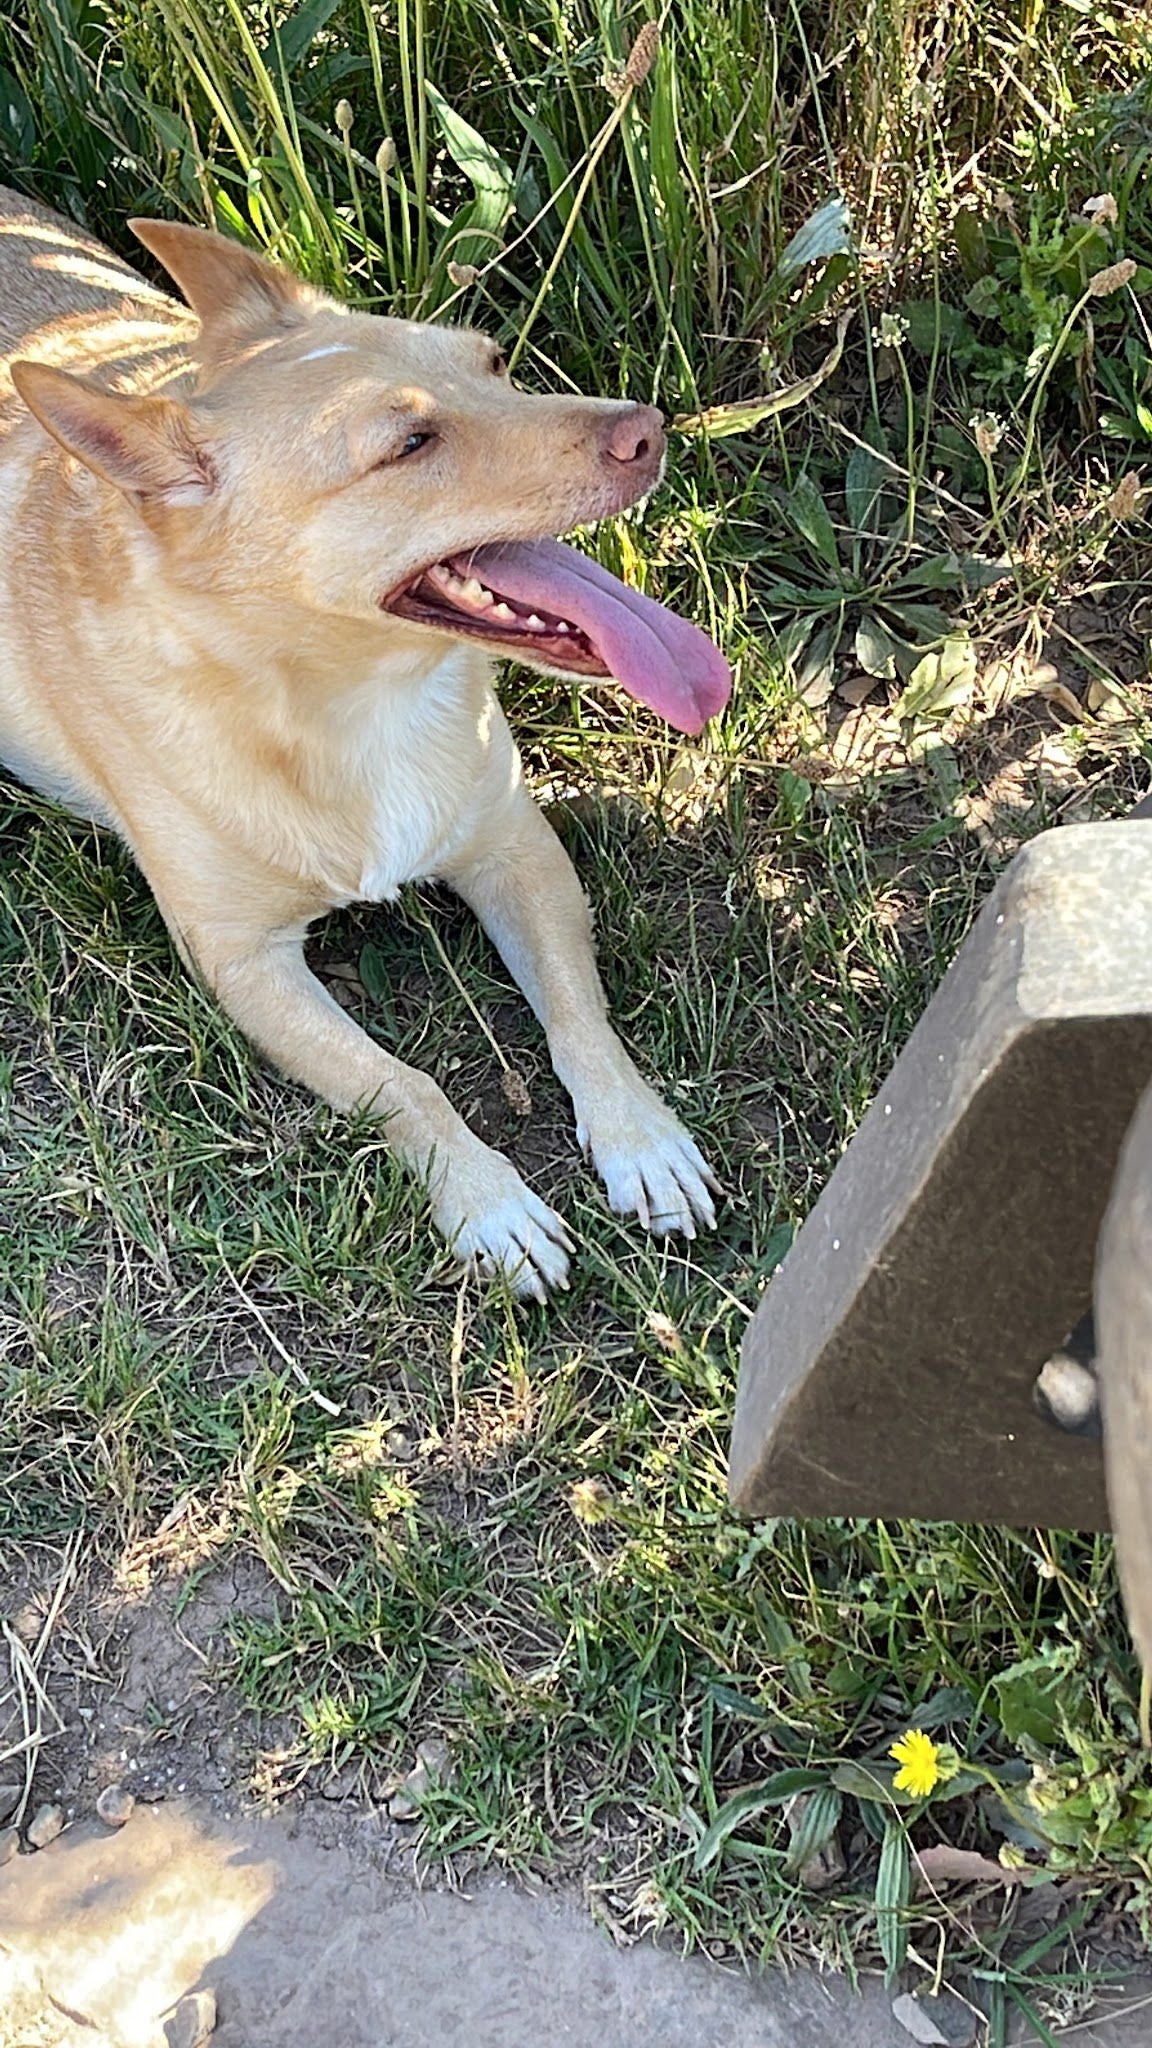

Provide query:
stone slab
left=730, top=823, right=1152, bottom=1528
left=1096, top=1075, right=1152, bottom=1663
left=2, top=1797, right=1149, bottom=2046
left=0, top=1799, right=897, bottom=2048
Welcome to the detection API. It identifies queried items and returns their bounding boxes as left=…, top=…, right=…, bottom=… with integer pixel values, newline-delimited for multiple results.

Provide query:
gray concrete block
left=730, top=822, right=1152, bottom=1529
left=1096, top=1074, right=1152, bottom=1663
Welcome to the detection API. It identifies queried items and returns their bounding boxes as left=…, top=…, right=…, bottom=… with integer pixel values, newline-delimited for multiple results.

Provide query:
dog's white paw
left=579, top=1087, right=720, bottom=1239
left=431, top=1143, right=574, bottom=1301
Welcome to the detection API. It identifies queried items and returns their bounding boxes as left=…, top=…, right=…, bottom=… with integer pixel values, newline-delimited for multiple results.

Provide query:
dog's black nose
left=601, top=404, right=665, bottom=468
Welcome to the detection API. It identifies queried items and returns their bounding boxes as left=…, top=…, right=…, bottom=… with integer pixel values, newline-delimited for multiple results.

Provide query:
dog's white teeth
left=555, top=621, right=570, bottom=634
left=525, top=614, right=546, bottom=631
left=461, top=577, right=490, bottom=606
left=491, top=602, right=515, bottom=622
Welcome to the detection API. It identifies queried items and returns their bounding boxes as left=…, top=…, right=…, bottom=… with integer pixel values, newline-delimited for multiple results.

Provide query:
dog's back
left=0, top=186, right=192, bottom=395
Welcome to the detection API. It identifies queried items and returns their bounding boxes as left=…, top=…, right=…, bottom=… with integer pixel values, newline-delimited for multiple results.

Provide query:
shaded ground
left=1, top=1799, right=895, bottom=2048
left=5, top=1796, right=1152, bottom=2048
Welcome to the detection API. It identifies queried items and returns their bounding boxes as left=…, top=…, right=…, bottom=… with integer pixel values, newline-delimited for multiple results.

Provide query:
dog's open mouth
left=383, top=536, right=732, bottom=737
left=389, top=556, right=610, bottom=678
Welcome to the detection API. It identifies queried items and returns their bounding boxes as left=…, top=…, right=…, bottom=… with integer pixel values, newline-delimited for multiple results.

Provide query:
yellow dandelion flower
left=889, top=1729, right=941, bottom=1798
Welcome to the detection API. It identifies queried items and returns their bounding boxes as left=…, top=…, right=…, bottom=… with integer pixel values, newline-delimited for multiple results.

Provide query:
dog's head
left=11, top=222, right=729, bottom=734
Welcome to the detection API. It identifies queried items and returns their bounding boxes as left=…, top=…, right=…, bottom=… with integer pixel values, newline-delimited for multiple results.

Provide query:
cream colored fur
left=0, top=188, right=718, bottom=1297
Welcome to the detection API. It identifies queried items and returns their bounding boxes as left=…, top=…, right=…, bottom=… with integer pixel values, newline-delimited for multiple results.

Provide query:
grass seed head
left=623, top=21, right=661, bottom=89
left=1089, top=257, right=1136, bottom=296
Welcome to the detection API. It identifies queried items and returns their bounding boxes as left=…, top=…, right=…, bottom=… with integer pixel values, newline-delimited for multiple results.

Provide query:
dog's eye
left=398, top=431, right=435, bottom=459
left=489, top=350, right=507, bottom=377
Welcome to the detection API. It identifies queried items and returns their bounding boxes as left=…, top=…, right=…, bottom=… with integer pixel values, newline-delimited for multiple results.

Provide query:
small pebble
left=26, top=1802, right=65, bottom=1850
left=1035, top=1351, right=1099, bottom=1433
left=388, top=1785, right=421, bottom=1823
left=388, top=1740, right=453, bottom=1823
left=96, top=1784, right=135, bottom=1828
left=798, top=1836, right=846, bottom=1890
left=163, top=1988, right=217, bottom=2048
left=416, top=1739, right=451, bottom=1777
left=320, top=1762, right=360, bottom=1803
left=0, top=1825, right=19, bottom=1866
left=892, top=1989, right=977, bottom=2047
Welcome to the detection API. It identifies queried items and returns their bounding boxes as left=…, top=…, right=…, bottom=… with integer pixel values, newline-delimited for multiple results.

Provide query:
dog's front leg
left=445, top=791, right=719, bottom=1238
left=184, top=923, right=573, bottom=1299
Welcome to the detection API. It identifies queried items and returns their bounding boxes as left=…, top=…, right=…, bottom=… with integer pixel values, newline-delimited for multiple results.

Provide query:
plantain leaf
left=795, top=620, right=839, bottom=707
left=513, top=108, right=617, bottom=307
left=901, top=550, right=1008, bottom=594
left=893, top=635, right=977, bottom=724
left=673, top=313, right=851, bottom=439
left=901, top=551, right=969, bottom=592
left=0, top=67, right=36, bottom=158
left=845, top=442, right=887, bottom=533
left=694, top=1770, right=830, bottom=1870
left=785, top=472, right=840, bottom=568
left=777, top=194, right=853, bottom=279
left=855, top=615, right=898, bottom=679
left=277, top=0, right=346, bottom=70
left=785, top=1785, right=844, bottom=1877
left=426, top=81, right=513, bottom=265
left=876, top=1819, right=912, bottom=1984
left=884, top=600, right=953, bottom=639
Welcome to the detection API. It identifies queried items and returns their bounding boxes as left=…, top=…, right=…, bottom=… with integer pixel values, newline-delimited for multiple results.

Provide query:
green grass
left=4, top=0, right=1152, bottom=2033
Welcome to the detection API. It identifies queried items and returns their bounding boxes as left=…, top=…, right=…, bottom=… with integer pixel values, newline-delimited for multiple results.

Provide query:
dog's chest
left=328, top=652, right=510, bottom=903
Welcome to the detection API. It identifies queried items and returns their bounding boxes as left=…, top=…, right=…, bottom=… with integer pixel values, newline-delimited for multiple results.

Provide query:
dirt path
left=0, top=1796, right=894, bottom=2047
left=3, top=1797, right=1152, bottom=2048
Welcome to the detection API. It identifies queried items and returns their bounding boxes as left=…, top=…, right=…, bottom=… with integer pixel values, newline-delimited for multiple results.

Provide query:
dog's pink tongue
left=459, top=537, right=731, bottom=736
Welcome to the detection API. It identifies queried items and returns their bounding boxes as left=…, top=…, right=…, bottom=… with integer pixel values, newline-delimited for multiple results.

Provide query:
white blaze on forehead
left=298, top=342, right=355, bottom=361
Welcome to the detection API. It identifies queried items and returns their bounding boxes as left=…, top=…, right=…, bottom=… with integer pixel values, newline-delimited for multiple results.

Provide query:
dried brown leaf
left=1037, top=677, right=1085, bottom=721
left=1104, top=471, right=1146, bottom=521
left=838, top=673, right=882, bottom=708
left=914, top=1844, right=1031, bottom=1889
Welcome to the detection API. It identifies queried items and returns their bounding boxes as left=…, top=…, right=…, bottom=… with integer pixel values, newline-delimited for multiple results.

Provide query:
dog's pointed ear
left=129, top=217, right=326, bottom=360
left=11, top=361, right=215, bottom=505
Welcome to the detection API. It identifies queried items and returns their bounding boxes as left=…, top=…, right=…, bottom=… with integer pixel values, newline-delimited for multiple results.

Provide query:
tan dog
left=0, top=188, right=731, bottom=1298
